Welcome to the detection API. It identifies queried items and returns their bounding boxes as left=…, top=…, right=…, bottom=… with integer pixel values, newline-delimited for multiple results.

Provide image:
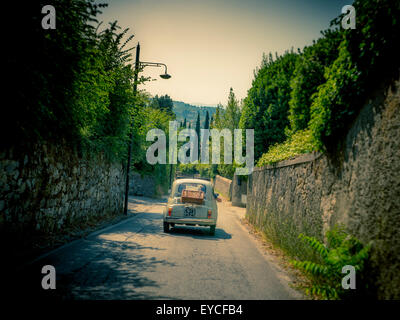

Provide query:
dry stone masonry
left=247, top=77, right=400, bottom=299
left=0, top=144, right=125, bottom=235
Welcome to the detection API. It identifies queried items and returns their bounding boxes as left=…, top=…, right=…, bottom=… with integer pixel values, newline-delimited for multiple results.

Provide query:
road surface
left=15, top=196, right=301, bottom=300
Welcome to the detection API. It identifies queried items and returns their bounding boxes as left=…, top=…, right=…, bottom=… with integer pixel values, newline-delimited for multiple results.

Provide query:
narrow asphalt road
left=14, top=196, right=300, bottom=300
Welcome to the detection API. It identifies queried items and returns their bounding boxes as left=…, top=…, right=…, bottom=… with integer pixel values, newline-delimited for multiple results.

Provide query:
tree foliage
left=4, top=0, right=137, bottom=162
left=204, top=111, right=210, bottom=130
left=150, top=94, right=174, bottom=116
left=209, top=88, right=242, bottom=179
left=239, top=0, right=400, bottom=163
left=288, top=30, right=342, bottom=133
left=239, top=51, right=298, bottom=160
left=310, top=0, right=400, bottom=151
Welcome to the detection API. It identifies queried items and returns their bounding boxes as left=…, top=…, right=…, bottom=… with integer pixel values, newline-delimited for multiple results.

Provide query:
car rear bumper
left=164, top=217, right=216, bottom=226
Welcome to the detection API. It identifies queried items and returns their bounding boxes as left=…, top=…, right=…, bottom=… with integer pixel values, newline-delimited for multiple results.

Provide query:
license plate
left=184, top=206, right=196, bottom=217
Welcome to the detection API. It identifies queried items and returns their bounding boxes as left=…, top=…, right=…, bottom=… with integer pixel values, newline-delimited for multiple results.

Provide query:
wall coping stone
left=253, top=151, right=323, bottom=172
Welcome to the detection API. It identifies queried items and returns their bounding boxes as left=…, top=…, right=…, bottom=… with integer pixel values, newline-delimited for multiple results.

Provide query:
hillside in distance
left=173, top=101, right=217, bottom=128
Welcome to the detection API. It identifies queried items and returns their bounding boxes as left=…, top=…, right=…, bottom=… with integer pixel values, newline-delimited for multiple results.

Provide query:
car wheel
left=210, top=225, right=216, bottom=235
left=163, top=222, right=170, bottom=233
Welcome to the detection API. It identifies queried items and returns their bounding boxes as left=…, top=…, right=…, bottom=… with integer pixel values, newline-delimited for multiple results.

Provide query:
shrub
left=309, top=0, right=400, bottom=152
left=291, top=225, right=371, bottom=300
left=257, top=129, right=317, bottom=166
left=309, top=40, right=361, bottom=151
left=288, top=30, right=342, bottom=133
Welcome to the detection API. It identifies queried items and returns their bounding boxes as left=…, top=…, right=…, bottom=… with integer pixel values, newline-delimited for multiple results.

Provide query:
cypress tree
left=204, top=111, right=210, bottom=129
left=195, top=111, right=201, bottom=157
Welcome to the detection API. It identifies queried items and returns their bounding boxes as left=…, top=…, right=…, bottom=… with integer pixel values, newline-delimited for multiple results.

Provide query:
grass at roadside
left=241, top=216, right=320, bottom=299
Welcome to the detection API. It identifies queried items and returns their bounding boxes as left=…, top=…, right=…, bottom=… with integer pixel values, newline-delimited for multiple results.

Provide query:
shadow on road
left=10, top=236, right=178, bottom=300
left=98, top=212, right=232, bottom=242
left=56, top=238, right=177, bottom=300
left=129, top=195, right=167, bottom=206
left=169, top=225, right=232, bottom=240
left=7, top=201, right=233, bottom=300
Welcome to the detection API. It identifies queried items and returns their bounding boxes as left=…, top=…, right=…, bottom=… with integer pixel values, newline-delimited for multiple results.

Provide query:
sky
left=97, top=0, right=350, bottom=106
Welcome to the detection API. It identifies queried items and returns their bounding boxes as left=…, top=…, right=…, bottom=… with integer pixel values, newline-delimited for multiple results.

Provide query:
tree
left=204, top=111, right=210, bottom=130
left=151, top=94, right=174, bottom=116
left=195, top=111, right=201, bottom=158
left=3, top=0, right=138, bottom=160
left=239, top=51, right=298, bottom=160
left=211, top=104, right=224, bottom=129
left=208, top=89, right=242, bottom=179
left=224, top=88, right=241, bottom=130
left=288, top=30, right=341, bottom=133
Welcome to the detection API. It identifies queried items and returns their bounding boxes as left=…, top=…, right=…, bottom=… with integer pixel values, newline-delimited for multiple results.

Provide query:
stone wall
left=213, top=175, right=232, bottom=200
left=247, top=78, right=400, bottom=299
left=129, top=171, right=156, bottom=197
left=0, top=143, right=125, bottom=236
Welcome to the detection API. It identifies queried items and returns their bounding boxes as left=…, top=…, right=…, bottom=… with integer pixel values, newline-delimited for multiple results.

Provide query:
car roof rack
left=174, top=173, right=211, bottom=182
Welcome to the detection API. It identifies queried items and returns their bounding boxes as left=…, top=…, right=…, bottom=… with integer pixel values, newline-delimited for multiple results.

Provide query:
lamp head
left=160, top=73, right=171, bottom=79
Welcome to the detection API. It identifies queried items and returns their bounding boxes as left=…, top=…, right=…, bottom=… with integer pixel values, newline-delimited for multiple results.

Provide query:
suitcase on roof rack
left=181, top=189, right=204, bottom=204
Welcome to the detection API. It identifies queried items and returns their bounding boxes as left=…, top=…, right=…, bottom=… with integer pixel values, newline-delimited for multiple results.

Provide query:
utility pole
left=124, top=43, right=140, bottom=215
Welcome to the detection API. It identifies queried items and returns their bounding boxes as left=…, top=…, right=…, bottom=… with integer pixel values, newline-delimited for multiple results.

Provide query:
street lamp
left=123, top=43, right=171, bottom=215
left=140, top=61, right=171, bottom=79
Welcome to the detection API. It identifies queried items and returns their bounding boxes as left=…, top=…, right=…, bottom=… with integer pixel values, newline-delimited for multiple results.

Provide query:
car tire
left=210, top=225, right=216, bottom=235
left=163, top=222, right=170, bottom=233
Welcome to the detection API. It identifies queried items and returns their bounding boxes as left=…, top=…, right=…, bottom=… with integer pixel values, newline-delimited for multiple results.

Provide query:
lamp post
left=124, top=43, right=171, bottom=215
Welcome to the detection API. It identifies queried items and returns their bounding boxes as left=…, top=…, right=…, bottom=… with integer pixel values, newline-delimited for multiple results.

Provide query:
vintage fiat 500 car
left=163, top=178, right=220, bottom=235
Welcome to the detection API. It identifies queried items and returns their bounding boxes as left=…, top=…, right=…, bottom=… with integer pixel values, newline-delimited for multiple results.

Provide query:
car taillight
left=207, top=209, right=212, bottom=218
left=168, top=207, right=172, bottom=216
